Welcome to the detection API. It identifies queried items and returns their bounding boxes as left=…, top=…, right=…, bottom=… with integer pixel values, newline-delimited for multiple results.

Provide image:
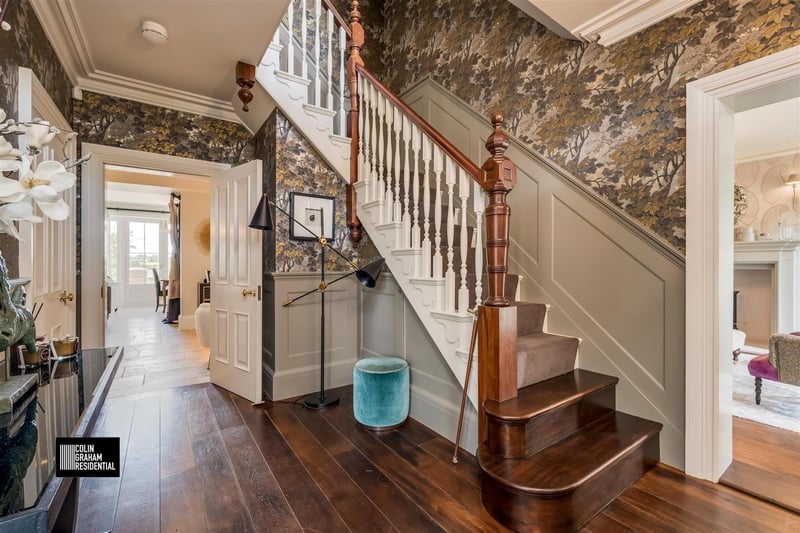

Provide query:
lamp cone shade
left=786, top=173, right=800, bottom=186
left=249, top=193, right=273, bottom=230
left=355, top=258, right=385, bottom=288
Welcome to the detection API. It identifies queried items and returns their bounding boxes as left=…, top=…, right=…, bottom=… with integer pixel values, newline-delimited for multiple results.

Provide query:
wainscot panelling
left=360, top=273, right=479, bottom=454
left=263, top=272, right=358, bottom=400
left=402, top=78, right=686, bottom=468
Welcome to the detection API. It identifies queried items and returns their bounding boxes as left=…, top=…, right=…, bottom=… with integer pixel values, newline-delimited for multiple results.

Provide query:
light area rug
left=733, top=352, right=800, bottom=433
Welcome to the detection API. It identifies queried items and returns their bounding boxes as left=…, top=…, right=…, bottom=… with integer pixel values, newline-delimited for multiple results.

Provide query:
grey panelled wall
left=402, top=77, right=686, bottom=468
left=263, top=272, right=359, bottom=400
left=360, top=273, right=479, bottom=453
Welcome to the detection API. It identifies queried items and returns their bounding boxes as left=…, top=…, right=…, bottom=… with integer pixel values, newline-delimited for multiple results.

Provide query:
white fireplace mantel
left=734, top=240, right=800, bottom=334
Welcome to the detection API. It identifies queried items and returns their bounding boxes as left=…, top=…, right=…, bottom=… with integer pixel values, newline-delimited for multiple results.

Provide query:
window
left=128, top=221, right=162, bottom=285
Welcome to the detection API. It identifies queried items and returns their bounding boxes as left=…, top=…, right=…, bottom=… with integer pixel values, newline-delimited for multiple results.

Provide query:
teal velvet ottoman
left=353, top=356, right=409, bottom=430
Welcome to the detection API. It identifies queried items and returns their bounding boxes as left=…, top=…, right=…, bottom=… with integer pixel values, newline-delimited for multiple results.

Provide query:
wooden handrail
left=321, top=0, right=352, bottom=38
left=355, top=64, right=482, bottom=182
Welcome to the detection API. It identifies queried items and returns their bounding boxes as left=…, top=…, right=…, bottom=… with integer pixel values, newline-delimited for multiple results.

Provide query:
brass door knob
left=242, top=288, right=256, bottom=297
left=58, top=291, right=74, bottom=303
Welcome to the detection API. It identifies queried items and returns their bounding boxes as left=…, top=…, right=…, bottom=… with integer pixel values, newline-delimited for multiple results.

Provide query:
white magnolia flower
left=0, top=201, right=42, bottom=240
left=0, top=157, right=75, bottom=220
left=0, top=136, right=22, bottom=173
left=25, top=119, right=57, bottom=149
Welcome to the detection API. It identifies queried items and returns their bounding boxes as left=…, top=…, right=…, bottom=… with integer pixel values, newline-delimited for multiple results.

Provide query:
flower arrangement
left=0, top=107, right=86, bottom=239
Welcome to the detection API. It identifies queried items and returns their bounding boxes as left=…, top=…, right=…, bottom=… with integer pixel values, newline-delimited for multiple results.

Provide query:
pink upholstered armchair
left=747, top=332, right=800, bottom=404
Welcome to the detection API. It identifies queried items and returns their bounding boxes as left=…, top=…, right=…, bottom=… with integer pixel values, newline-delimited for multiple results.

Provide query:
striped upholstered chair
left=747, top=332, right=800, bottom=404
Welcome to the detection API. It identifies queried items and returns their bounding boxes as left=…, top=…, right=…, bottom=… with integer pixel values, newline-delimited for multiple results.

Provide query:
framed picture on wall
left=289, top=192, right=335, bottom=241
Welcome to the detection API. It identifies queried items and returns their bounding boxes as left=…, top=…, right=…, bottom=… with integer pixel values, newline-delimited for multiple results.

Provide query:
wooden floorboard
left=719, top=416, right=800, bottom=513
left=231, top=395, right=348, bottom=533
left=289, top=398, right=445, bottom=532
left=77, top=373, right=800, bottom=533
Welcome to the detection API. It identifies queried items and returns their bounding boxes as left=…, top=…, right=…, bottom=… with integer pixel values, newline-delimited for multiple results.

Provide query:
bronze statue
left=0, top=255, right=37, bottom=354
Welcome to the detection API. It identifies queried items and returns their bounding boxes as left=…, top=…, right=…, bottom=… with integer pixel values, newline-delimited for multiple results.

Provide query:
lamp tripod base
left=303, top=392, right=340, bottom=409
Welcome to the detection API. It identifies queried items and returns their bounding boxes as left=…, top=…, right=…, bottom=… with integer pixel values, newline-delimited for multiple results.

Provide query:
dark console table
left=0, top=346, right=123, bottom=532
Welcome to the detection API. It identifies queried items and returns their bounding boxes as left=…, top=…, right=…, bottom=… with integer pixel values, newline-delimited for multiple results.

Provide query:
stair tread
left=485, top=369, right=617, bottom=422
left=478, top=411, right=661, bottom=495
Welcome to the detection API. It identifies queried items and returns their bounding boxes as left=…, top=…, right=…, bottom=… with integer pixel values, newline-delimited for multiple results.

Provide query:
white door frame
left=81, top=144, right=228, bottom=348
left=685, top=45, right=800, bottom=481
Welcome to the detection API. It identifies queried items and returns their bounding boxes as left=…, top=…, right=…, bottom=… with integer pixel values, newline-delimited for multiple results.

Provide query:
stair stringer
left=355, top=180, right=480, bottom=409
left=257, top=42, right=351, bottom=180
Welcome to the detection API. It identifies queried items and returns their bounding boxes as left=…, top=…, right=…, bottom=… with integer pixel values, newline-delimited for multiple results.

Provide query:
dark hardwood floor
left=76, top=383, right=800, bottom=532
left=720, top=416, right=800, bottom=513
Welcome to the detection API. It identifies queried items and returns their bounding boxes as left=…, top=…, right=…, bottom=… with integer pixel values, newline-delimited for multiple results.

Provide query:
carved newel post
left=346, top=0, right=365, bottom=244
left=477, top=113, right=518, bottom=442
left=480, top=113, right=516, bottom=306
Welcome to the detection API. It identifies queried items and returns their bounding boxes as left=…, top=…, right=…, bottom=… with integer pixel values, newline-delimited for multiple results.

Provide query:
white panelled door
left=209, top=160, right=263, bottom=403
left=17, top=68, right=77, bottom=343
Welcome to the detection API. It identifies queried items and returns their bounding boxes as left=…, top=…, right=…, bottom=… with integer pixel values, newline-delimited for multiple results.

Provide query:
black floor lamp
left=249, top=192, right=385, bottom=409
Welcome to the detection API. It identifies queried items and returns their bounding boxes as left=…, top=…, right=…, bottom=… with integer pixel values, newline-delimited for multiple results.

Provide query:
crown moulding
left=510, top=0, right=702, bottom=46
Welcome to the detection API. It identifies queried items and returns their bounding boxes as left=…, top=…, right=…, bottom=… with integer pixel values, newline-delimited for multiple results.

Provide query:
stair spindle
left=445, top=157, right=456, bottom=312
left=326, top=7, right=333, bottom=110
left=411, top=124, right=422, bottom=253
left=473, top=181, right=485, bottom=308
left=301, top=0, right=308, bottom=80
left=421, top=136, right=433, bottom=278
left=376, top=91, right=386, bottom=220
left=287, top=0, right=295, bottom=75
left=458, top=170, right=470, bottom=314
left=314, top=0, right=322, bottom=105
left=402, top=115, right=411, bottom=249
left=384, top=101, right=395, bottom=224
left=338, top=25, right=346, bottom=135
left=357, top=75, right=369, bottom=201
left=432, top=145, right=444, bottom=282
left=368, top=83, right=377, bottom=202
left=393, top=107, right=402, bottom=228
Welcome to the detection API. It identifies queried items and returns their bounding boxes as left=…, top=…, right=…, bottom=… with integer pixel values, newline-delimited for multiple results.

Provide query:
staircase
left=255, top=1, right=662, bottom=530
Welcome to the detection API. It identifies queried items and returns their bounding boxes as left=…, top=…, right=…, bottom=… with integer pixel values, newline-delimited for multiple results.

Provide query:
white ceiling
left=32, top=0, right=291, bottom=122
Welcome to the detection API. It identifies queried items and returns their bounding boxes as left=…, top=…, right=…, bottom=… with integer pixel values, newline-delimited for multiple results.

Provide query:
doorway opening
left=685, top=45, right=799, bottom=489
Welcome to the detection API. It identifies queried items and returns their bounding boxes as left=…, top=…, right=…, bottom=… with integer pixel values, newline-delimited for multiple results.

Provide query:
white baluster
left=473, top=181, right=485, bottom=308
left=301, top=0, right=308, bottom=80
left=326, top=8, right=333, bottom=110
left=432, top=145, right=444, bottom=281
left=458, top=169, right=470, bottom=314
left=393, top=107, right=402, bottom=228
left=338, top=26, right=346, bottom=135
left=376, top=91, right=386, bottom=220
left=287, top=0, right=295, bottom=75
left=411, top=124, right=422, bottom=253
left=369, top=83, right=378, bottom=202
left=445, top=157, right=456, bottom=312
left=358, top=75, right=368, bottom=201
left=314, top=0, right=321, bottom=105
left=384, top=102, right=394, bottom=225
left=402, top=115, right=411, bottom=248
left=421, top=136, right=432, bottom=278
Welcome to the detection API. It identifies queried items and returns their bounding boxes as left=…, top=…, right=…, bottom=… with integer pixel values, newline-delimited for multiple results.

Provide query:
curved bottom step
left=478, top=411, right=661, bottom=532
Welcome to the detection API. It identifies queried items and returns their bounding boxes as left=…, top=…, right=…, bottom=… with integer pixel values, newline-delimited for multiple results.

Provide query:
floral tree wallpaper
left=72, top=91, right=252, bottom=165
left=254, top=109, right=374, bottom=273
left=0, top=0, right=73, bottom=276
left=358, top=0, right=800, bottom=251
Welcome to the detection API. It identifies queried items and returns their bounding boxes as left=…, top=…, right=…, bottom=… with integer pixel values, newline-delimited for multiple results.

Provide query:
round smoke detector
left=141, top=20, right=168, bottom=44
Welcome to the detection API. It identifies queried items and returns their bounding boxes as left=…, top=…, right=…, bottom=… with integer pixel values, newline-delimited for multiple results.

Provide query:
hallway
left=105, top=307, right=209, bottom=399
